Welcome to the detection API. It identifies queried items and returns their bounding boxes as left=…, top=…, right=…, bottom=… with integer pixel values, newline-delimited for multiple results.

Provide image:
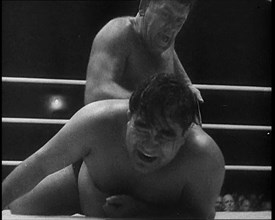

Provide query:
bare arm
left=174, top=50, right=204, bottom=103
left=85, top=19, right=132, bottom=105
left=2, top=104, right=99, bottom=209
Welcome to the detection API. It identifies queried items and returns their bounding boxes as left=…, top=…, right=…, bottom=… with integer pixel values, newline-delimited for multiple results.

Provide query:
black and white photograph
left=2, top=0, right=271, bottom=219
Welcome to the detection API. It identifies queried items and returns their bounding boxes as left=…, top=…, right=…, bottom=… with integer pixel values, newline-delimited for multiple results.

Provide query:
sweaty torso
left=76, top=101, right=196, bottom=217
left=79, top=147, right=184, bottom=217
left=116, top=17, right=175, bottom=91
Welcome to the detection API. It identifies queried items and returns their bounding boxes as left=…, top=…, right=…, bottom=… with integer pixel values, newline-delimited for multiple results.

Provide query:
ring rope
left=1, top=160, right=271, bottom=171
left=195, top=84, right=271, bottom=92
left=2, top=77, right=85, bottom=85
left=202, top=124, right=271, bottom=131
left=2, top=117, right=68, bottom=125
left=225, top=165, right=271, bottom=171
left=2, top=117, right=271, bottom=131
left=2, top=77, right=271, bottom=92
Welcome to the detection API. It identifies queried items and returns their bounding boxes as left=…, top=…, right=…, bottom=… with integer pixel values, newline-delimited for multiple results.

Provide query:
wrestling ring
left=2, top=77, right=272, bottom=219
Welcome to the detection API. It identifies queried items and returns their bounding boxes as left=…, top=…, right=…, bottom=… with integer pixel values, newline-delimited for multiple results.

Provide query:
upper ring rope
left=2, top=77, right=271, bottom=92
left=2, top=117, right=272, bottom=130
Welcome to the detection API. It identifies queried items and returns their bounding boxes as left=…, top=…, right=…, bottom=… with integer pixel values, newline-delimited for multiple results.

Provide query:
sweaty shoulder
left=68, top=100, right=129, bottom=133
left=77, top=99, right=128, bottom=121
left=185, top=125, right=225, bottom=168
left=93, top=17, right=135, bottom=50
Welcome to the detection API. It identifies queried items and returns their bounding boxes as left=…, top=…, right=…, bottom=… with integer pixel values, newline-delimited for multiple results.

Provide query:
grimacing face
left=125, top=111, right=186, bottom=174
left=141, top=0, right=190, bottom=53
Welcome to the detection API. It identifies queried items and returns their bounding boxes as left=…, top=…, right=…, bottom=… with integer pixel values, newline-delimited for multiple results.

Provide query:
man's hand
left=189, top=85, right=204, bottom=103
left=103, top=195, right=144, bottom=218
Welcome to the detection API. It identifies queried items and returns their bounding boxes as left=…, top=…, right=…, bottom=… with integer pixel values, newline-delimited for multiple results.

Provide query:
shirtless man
left=2, top=73, right=224, bottom=219
left=84, top=0, right=203, bottom=105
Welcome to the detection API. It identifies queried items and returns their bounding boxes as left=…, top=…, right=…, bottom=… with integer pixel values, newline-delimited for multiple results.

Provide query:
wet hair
left=129, top=73, right=196, bottom=133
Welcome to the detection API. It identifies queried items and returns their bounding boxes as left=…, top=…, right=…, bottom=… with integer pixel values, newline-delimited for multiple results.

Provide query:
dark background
left=2, top=0, right=271, bottom=197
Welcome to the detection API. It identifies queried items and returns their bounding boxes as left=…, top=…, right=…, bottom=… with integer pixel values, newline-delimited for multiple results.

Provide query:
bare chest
left=120, top=46, right=175, bottom=90
left=82, top=149, right=184, bottom=206
left=132, top=171, right=183, bottom=205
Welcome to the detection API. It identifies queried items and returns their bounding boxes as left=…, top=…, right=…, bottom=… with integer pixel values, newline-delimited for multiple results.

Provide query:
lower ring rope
left=1, top=160, right=271, bottom=171
left=225, top=165, right=271, bottom=171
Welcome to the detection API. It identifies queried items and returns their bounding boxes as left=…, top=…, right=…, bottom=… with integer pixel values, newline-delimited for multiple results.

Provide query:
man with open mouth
left=84, top=0, right=204, bottom=108
left=3, top=73, right=224, bottom=219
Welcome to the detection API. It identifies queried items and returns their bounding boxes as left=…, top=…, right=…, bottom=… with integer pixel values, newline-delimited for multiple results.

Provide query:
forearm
left=173, top=51, right=192, bottom=86
left=84, top=81, right=131, bottom=105
left=178, top=66, right=192, bottom=86
left=2, top=159, right=45, bottom=209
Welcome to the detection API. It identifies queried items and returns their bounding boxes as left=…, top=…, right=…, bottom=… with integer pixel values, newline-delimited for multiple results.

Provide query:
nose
left=141, top=131, right=160, bottom=152
left=150, top=129, right=163, bottom=144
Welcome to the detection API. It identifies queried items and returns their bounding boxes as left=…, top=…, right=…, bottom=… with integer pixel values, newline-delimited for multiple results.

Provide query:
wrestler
left=84, top=0, right=203, bottom=105
left=2, top=73, right=224, bottom=219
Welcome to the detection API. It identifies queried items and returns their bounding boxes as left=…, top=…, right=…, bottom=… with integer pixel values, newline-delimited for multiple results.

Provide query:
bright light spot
left=48, top=95, right=66, bottom=111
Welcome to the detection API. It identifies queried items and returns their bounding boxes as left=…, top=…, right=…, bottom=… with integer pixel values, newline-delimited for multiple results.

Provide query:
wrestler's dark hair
left=129, top=73, right=196, bottom=134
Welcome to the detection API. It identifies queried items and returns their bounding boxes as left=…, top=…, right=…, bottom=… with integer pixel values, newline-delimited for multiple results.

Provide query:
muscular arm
left=85, top=19, right=132, bottom=105
left=2, top=104, right=100, bottom=209
left=173, top=50, right=192, bottom=86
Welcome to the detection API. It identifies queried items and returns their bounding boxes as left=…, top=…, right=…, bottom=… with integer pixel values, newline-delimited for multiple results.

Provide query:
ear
left=139, top=0, right=150, bottom=16
left=127, top=110, right=132, bottom=120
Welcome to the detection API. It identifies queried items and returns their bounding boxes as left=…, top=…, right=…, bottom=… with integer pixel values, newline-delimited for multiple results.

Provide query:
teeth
left=143, top=152, right=155, bottom=158
left=137, top=150, right=157, bottom=163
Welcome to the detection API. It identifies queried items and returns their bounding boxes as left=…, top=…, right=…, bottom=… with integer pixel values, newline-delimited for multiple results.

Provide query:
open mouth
left=137, top=150, right=158, bottom=163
